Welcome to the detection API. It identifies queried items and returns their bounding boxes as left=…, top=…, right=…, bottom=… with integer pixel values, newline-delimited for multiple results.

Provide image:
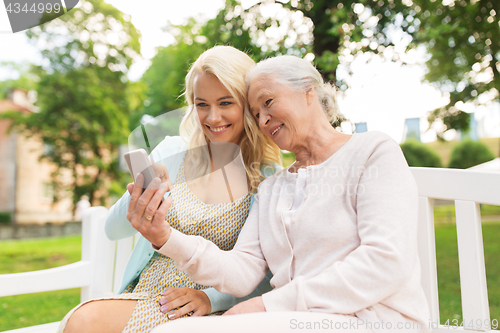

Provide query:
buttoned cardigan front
left=159, top=131, right=431, bottom=330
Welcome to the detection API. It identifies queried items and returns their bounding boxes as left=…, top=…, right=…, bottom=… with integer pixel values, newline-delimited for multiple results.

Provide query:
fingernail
left=167, top=312, right=176, bottom=320
left=159, top=183, right=166, bottom=190
left=159, top=298, right=167, bottom=305
left=160, top=305, right=168, bottom=312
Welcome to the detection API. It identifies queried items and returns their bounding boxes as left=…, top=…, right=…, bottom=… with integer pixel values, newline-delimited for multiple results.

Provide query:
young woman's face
left=193, top=72, right=245, bottom=145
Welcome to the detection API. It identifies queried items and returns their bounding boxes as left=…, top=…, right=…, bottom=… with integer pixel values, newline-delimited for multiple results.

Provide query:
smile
left=207, top=125, right=231, bottom=133
left=271, top=124, right=283, bottom=136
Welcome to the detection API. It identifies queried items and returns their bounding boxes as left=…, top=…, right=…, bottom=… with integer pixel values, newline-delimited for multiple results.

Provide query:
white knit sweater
left=159, top=131, right=430, bottom=330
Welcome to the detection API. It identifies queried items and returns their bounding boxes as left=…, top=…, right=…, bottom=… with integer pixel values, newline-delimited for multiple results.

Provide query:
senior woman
left=131, top=55, right=430, bottom=333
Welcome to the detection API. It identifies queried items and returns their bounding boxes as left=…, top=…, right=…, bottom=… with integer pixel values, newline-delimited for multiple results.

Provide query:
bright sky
left=0, top=0, right=479, bottom=143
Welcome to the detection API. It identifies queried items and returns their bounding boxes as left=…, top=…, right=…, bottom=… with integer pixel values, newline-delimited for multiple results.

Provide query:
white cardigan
left=159, top=131, right=430, bottom=329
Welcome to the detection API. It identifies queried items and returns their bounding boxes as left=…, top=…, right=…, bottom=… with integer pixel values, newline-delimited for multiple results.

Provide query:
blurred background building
left=0, top=88, right=72, bottom=224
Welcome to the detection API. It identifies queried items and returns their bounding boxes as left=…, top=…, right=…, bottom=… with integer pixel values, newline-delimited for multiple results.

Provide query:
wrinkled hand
left=223, top=296, right=266, bottom=316
left=159, top=287, right=212, bottom=320
left=126, top=173, right=173, bottom=249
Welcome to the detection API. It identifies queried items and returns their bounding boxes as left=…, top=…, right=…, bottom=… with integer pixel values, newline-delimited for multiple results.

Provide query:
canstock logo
left=0, top=0, right=79, bottom=33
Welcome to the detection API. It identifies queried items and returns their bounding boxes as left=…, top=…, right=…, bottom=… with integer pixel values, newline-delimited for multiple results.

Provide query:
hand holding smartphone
left=124, top=148, right=158, bottom=192
left=123, top=149, right=171, bottom=209
left=124, top=148, right=173, bottom=247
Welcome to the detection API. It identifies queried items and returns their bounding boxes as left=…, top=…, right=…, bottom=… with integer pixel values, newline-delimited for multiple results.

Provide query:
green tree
left=144, top=0, right=363, bottom=129
left=403, top=0, right=499, bottom=138
left=2, top=0, right=141, bottom=207
left=226, top=1, right=497, bottom=136
left=279, top=1, right=499, bottom=136
left=448, top=139, right=495, bottom=169
left=232, top=1, right=412, bottom=81
left=0, top=62, right=39, bottom=99
left=140, top=0, right=274, bottom=121
left=140, top=24, right=205, bottom=119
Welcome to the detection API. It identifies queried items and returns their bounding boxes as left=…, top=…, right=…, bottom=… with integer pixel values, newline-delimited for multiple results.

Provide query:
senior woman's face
left=248, top=76, right=310, bottom=151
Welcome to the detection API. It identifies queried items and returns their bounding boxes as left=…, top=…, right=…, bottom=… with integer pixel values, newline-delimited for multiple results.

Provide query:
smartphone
left=123, top=148, right=160, bottom=194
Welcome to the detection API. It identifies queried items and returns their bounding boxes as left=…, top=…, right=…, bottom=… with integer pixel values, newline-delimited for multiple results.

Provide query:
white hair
left=246, top=55, right=339, bottom=124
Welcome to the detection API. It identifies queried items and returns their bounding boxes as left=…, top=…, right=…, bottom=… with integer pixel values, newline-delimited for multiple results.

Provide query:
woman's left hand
left=159, top=287, right=211, bottom=319
left=223, top=296, right=266, bottom=315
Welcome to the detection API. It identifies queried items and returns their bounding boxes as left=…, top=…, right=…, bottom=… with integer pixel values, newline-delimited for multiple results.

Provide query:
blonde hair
left=246, top=55, right=339, bottom=124
left=179, top=45, right=281, bottom=191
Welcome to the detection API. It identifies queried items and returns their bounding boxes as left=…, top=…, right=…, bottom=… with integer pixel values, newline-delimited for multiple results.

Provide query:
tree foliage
left=274, top=0, right=499, bottom=137
left=2, top=0, right=141, bottom=207
left=6, top=0, right=492, bottom=209
left=0, top=63, right=38, bottom=99
left=141, top=0, right=334, bottom=123
left=409, top=0, right=499, bottom=138
left=139, top=0, right=291, bottom=120
left=139, top=22, right=205, bottom=120
left=211, top=0, right=499, bottom=136
left=292, top=0, right=499, bottom=137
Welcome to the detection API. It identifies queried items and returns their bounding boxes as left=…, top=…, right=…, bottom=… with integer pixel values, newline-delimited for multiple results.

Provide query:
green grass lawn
left=0, top=236, right=82, bottom=331
left=435, top=222, right=500, bottom=328
left=0, top=223, right=499, bottom=331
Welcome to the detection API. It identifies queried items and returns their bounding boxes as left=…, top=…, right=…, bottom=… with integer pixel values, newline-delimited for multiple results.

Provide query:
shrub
left=400, top=139, right=442, bottom=167
left=448, top=139, right=496, bottom=169
left=0, top=212, right=12, bottom=224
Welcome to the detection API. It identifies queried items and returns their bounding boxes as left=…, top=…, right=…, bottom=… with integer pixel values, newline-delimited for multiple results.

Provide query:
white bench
left=0, top=206, right=138, bottom=333
left=0, top=167, right=498, bottom=332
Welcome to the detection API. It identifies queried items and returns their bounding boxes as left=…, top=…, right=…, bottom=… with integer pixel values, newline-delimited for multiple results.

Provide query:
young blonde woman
left=59, top=45, right=282, bottom=333
left=138, top=55, right=430, bottom=333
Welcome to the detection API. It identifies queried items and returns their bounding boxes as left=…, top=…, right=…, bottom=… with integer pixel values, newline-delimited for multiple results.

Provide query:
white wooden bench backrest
left=1, top=168, right=499, bottom=333
left=0, top=207, right=111, bottom=302
left=411, top=167, right=500, bottom=333
left=0, top=206, right=132, bottom=333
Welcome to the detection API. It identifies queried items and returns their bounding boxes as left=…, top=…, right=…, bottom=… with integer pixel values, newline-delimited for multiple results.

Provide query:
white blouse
left=281, top=168, right=307, bottom=279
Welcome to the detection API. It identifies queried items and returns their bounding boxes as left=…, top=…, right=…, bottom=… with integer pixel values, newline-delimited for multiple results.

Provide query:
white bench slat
left=0, top=207, right=111, bottom=299
left=417, top=196, right=440, bottom=324
left=455, top=200, right=490, bottom=331
left=2, top=322, right=61, bottom=333
left=101, top=233, right=118, bottom=297
left=80, top=206, right=106, bottom=302
left=411, top=167, right=498, bottom=333
left=411, top=168, right=500, bottom=205
left=0, top=262, right=91, bottom=297
left=83, top=206, right=117, bottom=300
left=0, top=206, right=132, bottom=333
left=112, top=237, right=135, bottom=294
